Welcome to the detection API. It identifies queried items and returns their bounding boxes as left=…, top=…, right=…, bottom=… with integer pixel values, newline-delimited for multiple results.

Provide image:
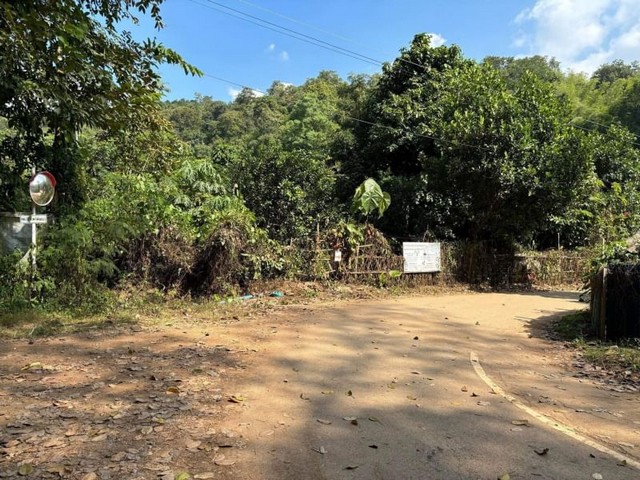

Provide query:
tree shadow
left=0, top=327, right=246, bottom=479
left=220, top=295, right=632, bottom=480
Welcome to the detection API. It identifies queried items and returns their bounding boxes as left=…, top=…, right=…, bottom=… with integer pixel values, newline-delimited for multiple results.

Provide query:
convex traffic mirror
left=29, top=171, right=57, bottom=206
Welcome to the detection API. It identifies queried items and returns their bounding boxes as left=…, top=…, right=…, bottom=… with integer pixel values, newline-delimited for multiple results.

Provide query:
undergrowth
left=555, top=309, right=640, bottom=373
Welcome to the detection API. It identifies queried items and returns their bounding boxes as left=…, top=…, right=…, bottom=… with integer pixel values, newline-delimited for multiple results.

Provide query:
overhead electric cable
left=196, top=73, right=640, bottom=151
left=568, top=122, right=640, bottom=147
left=230, top=0, right=360, bottom=47
left=341, top=115, right=493, bottom=152
left=190, top=0, right=429, bottom=71
left=192, top=0, right=382, bottom=67
left=581, top=118, right=640, bottom=143
left=203, top=73, right=265, bottom=93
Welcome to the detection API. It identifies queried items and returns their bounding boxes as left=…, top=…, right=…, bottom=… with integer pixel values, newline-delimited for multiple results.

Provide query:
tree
left=610, top=77, right=640, bottom=138
left=346, top=34, right=595, bottom=247
left=483, top=55, right=562, bottom=87
left=0, top=0, right=200, bottom=211
left=230, top=139, right=337, bottom=241
left=592, top=60, right=640, bottom=85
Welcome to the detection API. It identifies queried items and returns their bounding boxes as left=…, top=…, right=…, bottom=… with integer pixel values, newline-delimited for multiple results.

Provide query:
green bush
left=0, top=252, right=32, bottom=311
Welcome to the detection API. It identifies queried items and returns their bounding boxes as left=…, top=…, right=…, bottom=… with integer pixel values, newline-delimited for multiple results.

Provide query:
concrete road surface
left=216, top=291, right=640, bottom=480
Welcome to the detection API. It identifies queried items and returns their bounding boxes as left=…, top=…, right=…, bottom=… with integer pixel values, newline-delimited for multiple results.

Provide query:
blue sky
left=137, top=0, right=640, bottom=101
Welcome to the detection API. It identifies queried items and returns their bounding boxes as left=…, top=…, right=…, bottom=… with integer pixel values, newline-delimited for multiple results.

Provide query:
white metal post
left=30, top=164, right=38, bottom=305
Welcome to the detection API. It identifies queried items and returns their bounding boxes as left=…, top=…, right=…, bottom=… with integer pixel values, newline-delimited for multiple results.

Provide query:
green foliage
left=0, top=0, right=200, bottom=210
left=351, top=178, right=391, bottom=219
left=348, top=35, right=597, bottom=249
left=230, top=139, right=338, bottom=241
left=5, top=23, right=640, bottom=314
left=555, top=311, right=592, bottom=341
left=483, top=55, right=562, bottom=87
left=592, top=60, right=640, bottom=85
left=0, top=253, right=32, bottom=312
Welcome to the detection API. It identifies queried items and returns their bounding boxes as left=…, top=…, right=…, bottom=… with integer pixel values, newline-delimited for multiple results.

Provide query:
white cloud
left=266, top=43, right=276, bottom=53
left=427, top=33, right=446, bottom=47
left=515, top=0, right=640, bottom=74
left=279, top=50, right=290, bottom=62
left=512, top=34, right=527, bottom=48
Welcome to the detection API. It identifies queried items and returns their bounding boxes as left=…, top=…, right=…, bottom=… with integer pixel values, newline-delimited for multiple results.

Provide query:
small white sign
left=30, top=214, right=48, bottom=224
left=403, top=242, right=441, bottom=273
left=18, top=214, right=49, bottom=224
left=334, top=249, right=342, bottom=263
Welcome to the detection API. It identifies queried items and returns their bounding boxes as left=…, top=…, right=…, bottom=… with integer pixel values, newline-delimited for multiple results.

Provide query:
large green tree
left=347, top=34, right=594, bottom=248
left=0, top=0, right=199, bottom=211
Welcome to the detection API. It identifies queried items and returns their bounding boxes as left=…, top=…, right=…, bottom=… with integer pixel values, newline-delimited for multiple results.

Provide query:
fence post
left=598, top=267, right=608, bottom=340
left=591, top=267, right=604, bottom=339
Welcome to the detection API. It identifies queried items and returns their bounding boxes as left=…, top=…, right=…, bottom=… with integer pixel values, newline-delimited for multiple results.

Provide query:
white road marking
left=470, top=351, right=640, bottom=471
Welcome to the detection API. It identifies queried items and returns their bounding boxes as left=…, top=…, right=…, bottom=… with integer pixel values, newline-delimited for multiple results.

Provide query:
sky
left=136, top=0, right=640, bottom=101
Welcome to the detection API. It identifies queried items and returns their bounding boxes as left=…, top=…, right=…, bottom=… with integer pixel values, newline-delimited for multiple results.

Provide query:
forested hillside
left=1, top=0, right=639, bottom=310
left=162, top=35, right=640, bottom=250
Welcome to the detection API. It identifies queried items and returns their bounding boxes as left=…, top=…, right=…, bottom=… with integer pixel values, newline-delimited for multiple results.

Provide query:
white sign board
left=30, top=214, right=48, bottom=224
left=18, top=214, right=49, bottom=224
left=403, top=242, right=441, bottom=273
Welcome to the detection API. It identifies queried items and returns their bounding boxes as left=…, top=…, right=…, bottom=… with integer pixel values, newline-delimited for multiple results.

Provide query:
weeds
left=555, top=310, right=640, bottom=372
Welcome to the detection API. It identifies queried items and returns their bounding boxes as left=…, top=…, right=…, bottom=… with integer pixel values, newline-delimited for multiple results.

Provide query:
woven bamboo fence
left=298, top=241, right=590, bottom=287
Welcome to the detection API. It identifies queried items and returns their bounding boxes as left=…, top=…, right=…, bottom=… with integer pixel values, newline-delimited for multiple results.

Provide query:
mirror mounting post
left=27, top=167, right=57, bottom=299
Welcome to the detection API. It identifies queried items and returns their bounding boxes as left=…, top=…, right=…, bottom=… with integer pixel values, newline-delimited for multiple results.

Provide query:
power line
left=189, top=0, right=429, bottom=72
left=185, top=3, right=640, bottom=149
left=568, top=122, right=640, bottom=148
left=581, top=118, right=640, bottom=144
left=230, top=0, right=361, bottom=47
left=197, top=74, right=640, bottom=151
left=341, top=115, right=492, bottom=152
left=190, top=0, right=381, bottom=67
left=203, top=73, right=266, bottom=94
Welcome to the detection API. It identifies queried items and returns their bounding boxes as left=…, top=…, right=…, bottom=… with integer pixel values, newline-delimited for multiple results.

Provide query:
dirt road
left=1, top=290, right=639, bottom=479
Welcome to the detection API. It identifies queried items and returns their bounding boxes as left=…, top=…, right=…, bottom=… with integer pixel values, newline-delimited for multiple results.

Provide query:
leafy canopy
left=0, top=0, right=201, bottom=210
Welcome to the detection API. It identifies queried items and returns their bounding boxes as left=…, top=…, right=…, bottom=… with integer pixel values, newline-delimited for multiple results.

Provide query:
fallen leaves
left=213, top=453, right=236, bottom=466
left=511, top=420, right=530, bottom=427
left=312, top=446, right=327, bottom=454
left=343, top=416, right=358, bottom=425
left=17, top=464, right=33, bottom=476
left=534, top=447, right=549, bottom=456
